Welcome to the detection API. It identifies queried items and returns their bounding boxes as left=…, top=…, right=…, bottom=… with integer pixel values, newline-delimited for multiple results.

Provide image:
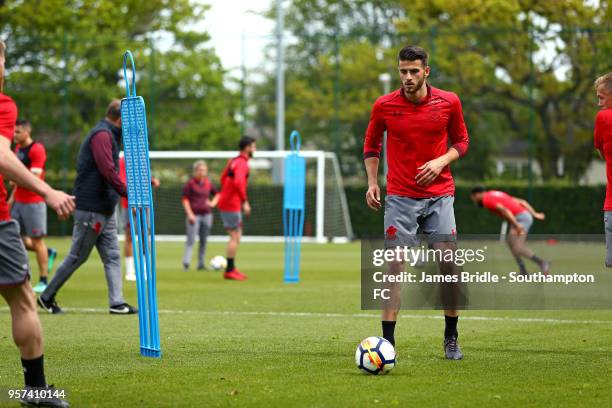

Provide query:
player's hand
left=188, top=214, right=196, bottom=225
left=512, top=225, right=526, bottom=235
left=243, top=201, right=251, bottom=217
left=534, top=212, right=545, bottom=221
left=45, top=189, right=75, bottom=220
left=151, top=177, right=161, bottom=188
left=366, top=184, right=381, bottom=211
left=416, top=157, right=447, bottom=186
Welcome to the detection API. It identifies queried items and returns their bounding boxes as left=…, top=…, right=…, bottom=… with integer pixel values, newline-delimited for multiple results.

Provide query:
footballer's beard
left=403, top=77, right=425, bottom=95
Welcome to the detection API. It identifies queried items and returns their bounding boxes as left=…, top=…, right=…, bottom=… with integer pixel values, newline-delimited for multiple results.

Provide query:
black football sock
left=515, top=258, right=528, bottom=275
left=226, top=258, right=235, bottom=272
left=444, top=315, right=458, bottom=339
left=39, top=276, right=48, bottom=284
left=21, top=355, right=46, bottom=387
left=530, top=254, right=544, bottom=266
left=382, top=321, right=396, bottom=346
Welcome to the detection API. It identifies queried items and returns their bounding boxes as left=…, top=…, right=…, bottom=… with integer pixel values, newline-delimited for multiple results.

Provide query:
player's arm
left=0, top=137, right=74, bottom=218
left=208, top=185, right=220, bottom=208
left=208, top=195, right=219, bottom=208
left=234, top=162, right=251, bottom=216
left=514, top=198, right=545, bottom=220
left=30, top=142, right=45, bottom=179
left=495, top=203, right=525, bottom=234
left=90, top=131, right=127, bottom=197
left=594, top=112, right=605, bottom=160
left=7, top=180, right=15, bottom=208
left=364, top=158, right=381, bottom=210
left=363, top=100, right=385, bottom=210
left=181, top=197, right=196, bottom=224
left=416, top=95, right=469, bottom=186
left=415, top=148, right=459, bottom=186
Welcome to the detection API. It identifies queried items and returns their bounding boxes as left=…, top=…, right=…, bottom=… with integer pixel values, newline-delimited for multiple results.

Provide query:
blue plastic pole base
left=140, top=347, right=162, bottom=358
left=284, top=276, right=300, bottom=284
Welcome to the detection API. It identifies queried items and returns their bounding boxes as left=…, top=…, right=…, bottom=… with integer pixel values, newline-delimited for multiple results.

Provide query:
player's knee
left=30, top=237, right=44, bottom=249
left=7, top=285, right=37, bottom=315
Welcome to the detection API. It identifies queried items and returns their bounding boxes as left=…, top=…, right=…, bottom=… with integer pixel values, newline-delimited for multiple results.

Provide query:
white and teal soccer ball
left=209, top=256, right=227, bottom=271
left=355, top=337, right=396, bottom=375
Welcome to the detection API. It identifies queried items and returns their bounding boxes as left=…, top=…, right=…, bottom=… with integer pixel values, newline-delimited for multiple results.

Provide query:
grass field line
left=2, top=307, right=611, bottom=324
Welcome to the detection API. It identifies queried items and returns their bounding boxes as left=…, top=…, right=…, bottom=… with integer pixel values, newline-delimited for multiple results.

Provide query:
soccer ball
left=355, top=337, right=396, bottom=375
left=209, top=256, right=227, bottom=271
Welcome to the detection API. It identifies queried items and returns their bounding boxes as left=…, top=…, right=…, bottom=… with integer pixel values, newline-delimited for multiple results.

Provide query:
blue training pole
left=283, top=130, right=306, bottom=283
left=121, top=50, right=161, bottom=358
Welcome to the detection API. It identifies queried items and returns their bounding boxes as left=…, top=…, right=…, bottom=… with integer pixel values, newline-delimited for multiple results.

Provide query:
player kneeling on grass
left=181, top=160, right=218, bottom=271
left=0, top=40, right=74, bottom=408
left=8, top=119, right=58, bottom=294
left=470, top=187, right=550, bottom=275
left=217, top=136, right=255, bottom=281
left=593, top=72, right=612, bottom=267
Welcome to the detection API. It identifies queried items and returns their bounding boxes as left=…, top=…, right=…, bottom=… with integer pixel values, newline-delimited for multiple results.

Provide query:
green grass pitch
left=1, top=239, right=611, bottom=407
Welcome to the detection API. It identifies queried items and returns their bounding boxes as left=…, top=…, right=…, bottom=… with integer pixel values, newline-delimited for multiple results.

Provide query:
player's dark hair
left=239, top=136, right=256, bottom=151
left=106, top=99, right=121, bottom=121
left=471, top=186, right=486, bottom=195
left=16, top=119, right=31, bottom=128
left=398, top=46, right=428, bottom=67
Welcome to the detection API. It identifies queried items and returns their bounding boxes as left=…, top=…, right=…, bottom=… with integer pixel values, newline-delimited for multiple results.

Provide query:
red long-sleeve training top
left=364, top=85, right=469, bottom=198
left=217, top=153, right=249, bottom=212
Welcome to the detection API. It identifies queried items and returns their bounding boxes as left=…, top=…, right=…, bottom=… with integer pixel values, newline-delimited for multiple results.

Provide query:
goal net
left=126, top=150, right=354, bottom=243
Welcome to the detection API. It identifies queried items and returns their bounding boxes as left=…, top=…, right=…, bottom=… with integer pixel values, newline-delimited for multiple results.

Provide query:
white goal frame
left=128, top=150, right=354, bottom=244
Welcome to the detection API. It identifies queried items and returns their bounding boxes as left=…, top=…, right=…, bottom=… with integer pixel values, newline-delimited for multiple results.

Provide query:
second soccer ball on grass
left=209, top=256, right=228, bottom=271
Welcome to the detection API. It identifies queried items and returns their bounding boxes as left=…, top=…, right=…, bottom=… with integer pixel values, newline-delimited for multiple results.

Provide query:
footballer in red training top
left=0, top=39, right=75, bottom=408
left=594, top=72, right=612, bottom=267
left=10, top=119, right=58, bottom=294
left=217, top=136, right=256, bottom=281
left=363, top=45, right=468, bottom=360
left=470, top=188, right=550, bottom=275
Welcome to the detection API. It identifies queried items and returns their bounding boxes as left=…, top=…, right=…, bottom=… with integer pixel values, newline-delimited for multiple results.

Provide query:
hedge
left=345, top=185, right=607, bottom=236
left=45, top=183, right=607, bottom=237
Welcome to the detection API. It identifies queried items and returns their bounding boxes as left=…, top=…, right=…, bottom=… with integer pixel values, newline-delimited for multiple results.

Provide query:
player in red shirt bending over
left=593, top=72, right=612, bottom=267
left=217, top=136, right=256, bottom=281
left=470, top=187, right=550, bottom=275
left=364, top=46, right=469, bottom=359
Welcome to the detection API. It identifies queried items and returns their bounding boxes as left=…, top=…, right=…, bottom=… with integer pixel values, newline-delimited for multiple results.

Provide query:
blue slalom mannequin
left=121, top=51, right=161, bottom=358
left=283, top=130, right=306, bottom=283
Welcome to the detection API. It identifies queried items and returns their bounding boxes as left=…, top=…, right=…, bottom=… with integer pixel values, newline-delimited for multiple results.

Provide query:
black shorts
left=0, top=220, right=30, bottom=287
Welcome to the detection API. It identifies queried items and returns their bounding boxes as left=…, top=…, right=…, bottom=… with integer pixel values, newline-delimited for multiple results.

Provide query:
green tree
left=395, top=0, right=611, bottom=181
left=252, top=0, right=404, bottom=176
left=0, top=0, right=240, bottom=177
left=254, top=0, right=611, bottom=182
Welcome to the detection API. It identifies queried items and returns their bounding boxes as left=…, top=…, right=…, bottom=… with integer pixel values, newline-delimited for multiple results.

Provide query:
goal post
left=126, top=150, right=354, bottom=243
